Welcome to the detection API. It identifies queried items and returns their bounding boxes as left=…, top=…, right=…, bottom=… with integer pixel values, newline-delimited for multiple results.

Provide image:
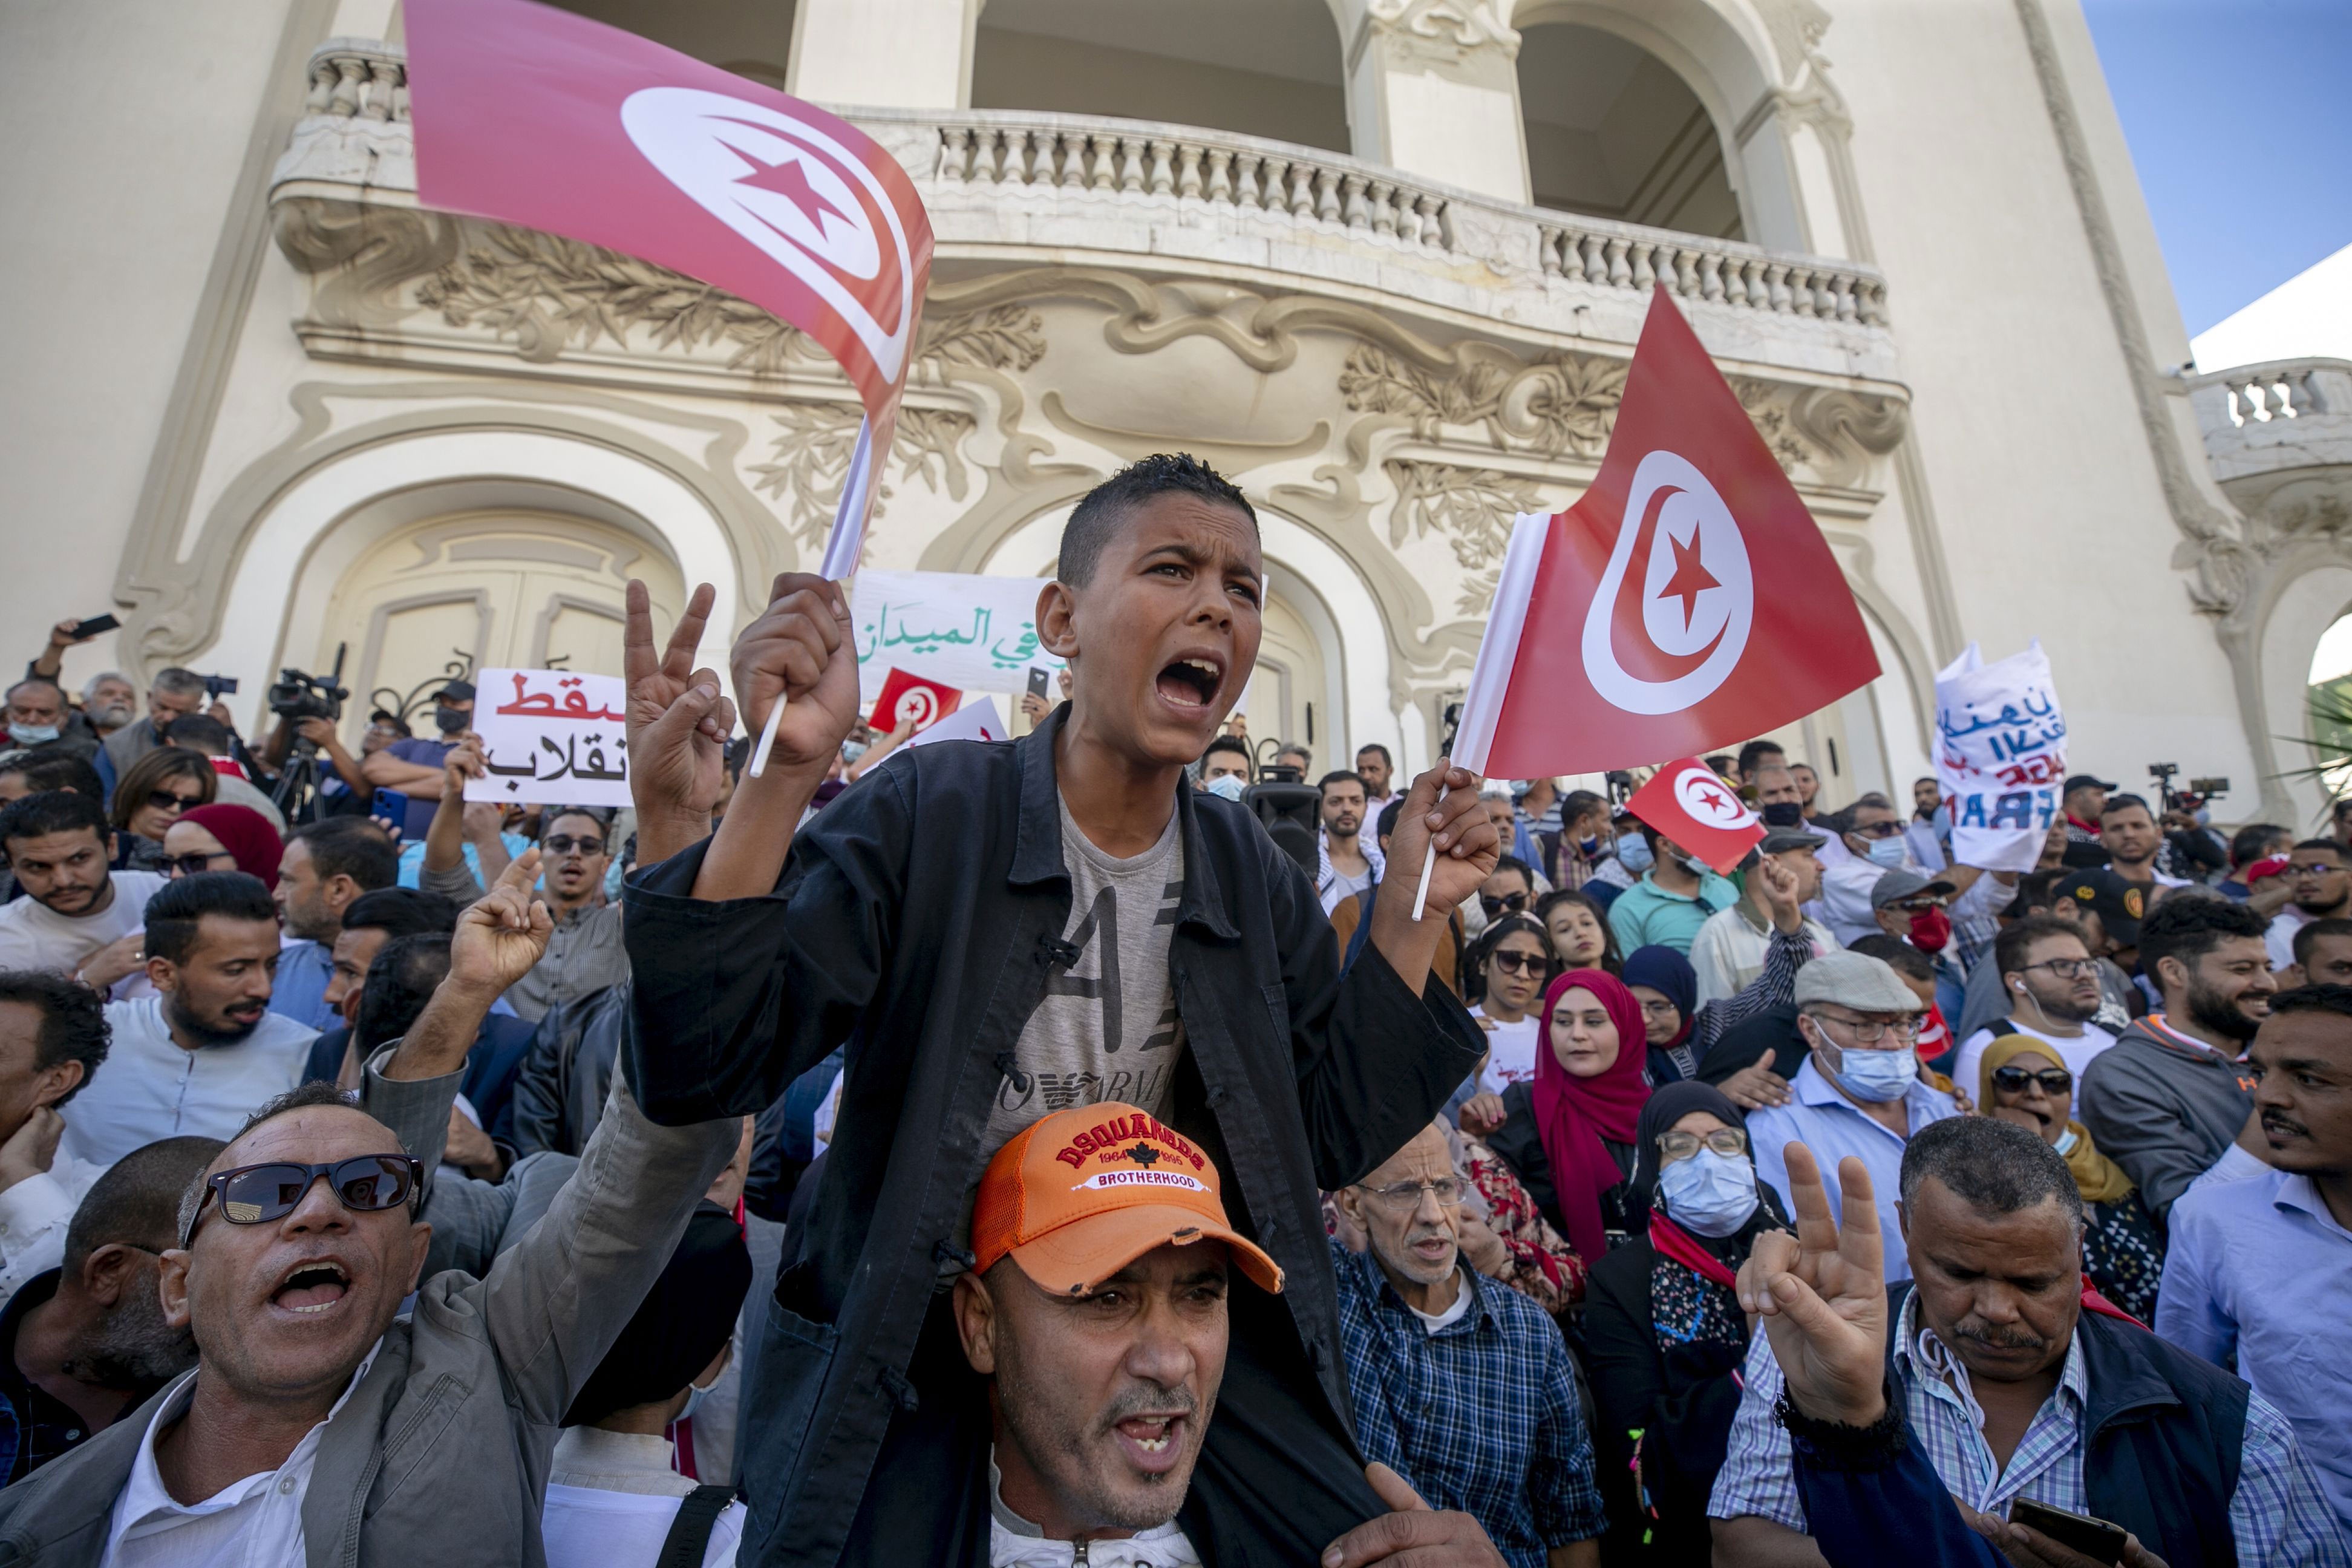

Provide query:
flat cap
left=1759, top=827, right=1829, bottom=854
left=1794, top=950, right=1924, bottom=1013
left=1869, top=867, right=1955, bottom=910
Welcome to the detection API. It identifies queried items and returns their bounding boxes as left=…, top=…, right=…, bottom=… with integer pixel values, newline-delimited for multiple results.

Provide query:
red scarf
left=1532, top=970, right=1652, bottom=1264
left=1648, top=1212, right=1739, bottom=1290
left=2080, top=1279, right=2144, bottom=1329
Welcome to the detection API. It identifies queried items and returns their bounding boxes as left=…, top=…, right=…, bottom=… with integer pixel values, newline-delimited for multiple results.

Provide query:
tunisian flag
left=405, top=0, right=933, bottom=578
left=1451, top=288, right=1877, bottom=778
left=1625, top=758, right=1765, bottom=873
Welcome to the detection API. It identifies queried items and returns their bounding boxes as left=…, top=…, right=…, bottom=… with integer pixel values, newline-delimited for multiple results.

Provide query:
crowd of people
left=0, top=452, right=2344, bottom=1566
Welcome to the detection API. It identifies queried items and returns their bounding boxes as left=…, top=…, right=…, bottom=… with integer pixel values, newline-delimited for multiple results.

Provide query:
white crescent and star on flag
left=1671, top=763, right=1759, bottom=830
left=1581, top=449, right=1755, bottom=716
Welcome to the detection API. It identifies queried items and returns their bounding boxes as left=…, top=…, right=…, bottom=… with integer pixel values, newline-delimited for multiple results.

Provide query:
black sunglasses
left=163, top=851, right=232, bottom=877
left=1489, top=950, right=1546, bottom=976
left=543, top=834, right=605, bottom=857
left=147, top=788, right=206, bottom=814
left=1990, top=1065, right=2073, bottom=1096
left=1480, top=891, right=1530, bottom=916
left=181, top=1155, right=424, bottom=1247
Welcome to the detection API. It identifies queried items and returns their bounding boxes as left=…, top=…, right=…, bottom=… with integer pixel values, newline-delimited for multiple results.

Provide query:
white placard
left=850, top=570, right=1062, bottom=704
left=903, top=696, right=1008, bottom=750
left=462, top=667, right=633, bottom=808
left=1935, top=641, right=2066, bottom=874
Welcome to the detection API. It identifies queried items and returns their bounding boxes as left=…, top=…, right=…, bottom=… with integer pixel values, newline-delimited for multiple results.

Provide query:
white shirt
left=102, top=1344, right=379, bottom=1567
left=1468, top=1007, right=1540, bottom=1094
left=541, top=1428, right=746, bottom=1568
left=0, top=1146, right=112, bottom=1311
left=1688, top=903, right=1841, bottom=1005
left=1949, top=1019, right=2117, bottom=1105
left=989, top=1449, right=1201, bottom=1567
left=2269, top=906, right=2317, bottom=972
left=60, top=999, right=315, bottom=1171
left=1405, top=1269, right=1474, bottom=1334
left=0, top=872, right=166, bottom=980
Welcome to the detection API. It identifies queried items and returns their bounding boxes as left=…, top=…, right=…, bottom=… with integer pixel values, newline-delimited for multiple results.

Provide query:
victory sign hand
left=625, top=581, right=737, bottom=828
left=1735, top=1145, right=1889, bottom=1426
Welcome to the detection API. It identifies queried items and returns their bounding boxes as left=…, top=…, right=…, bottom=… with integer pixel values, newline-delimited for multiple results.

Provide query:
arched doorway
left=1514, top=20, right=1743, bottom=238
left=971, top=0, right=1349, bottom=152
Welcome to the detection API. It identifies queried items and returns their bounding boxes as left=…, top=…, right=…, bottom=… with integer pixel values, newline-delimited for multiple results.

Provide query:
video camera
left=269, top=644, right=350, bottom=726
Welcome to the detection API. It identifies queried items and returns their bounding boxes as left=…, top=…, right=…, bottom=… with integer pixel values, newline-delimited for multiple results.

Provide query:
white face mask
left=7, top=724, right=60, bottom=745
left=1204, top=774, right=1247, bottom=803
left=1828, top=1041, right=1916, bottom=1102
left=1655, top=1149, right=1759, bottom=1237
left=2052, top=1126, right=2079, bottom=1157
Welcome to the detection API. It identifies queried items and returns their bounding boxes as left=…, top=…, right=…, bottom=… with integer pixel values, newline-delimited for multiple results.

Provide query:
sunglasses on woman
left=180, top=1155, right=425, bottom=1247
left=1990, top=1065, right=2073, bottom=1095
left=1488, top=950, right=1545, bottom=976
left=1479, top=891, right=1530, bottom=918
left=163, top=851, right=235, bottom=878
left=148, top=788, right=206, bottom=814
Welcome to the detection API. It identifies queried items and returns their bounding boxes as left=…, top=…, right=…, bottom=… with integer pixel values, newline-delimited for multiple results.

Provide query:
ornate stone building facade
left=7, top=0, right=2343, bottom=820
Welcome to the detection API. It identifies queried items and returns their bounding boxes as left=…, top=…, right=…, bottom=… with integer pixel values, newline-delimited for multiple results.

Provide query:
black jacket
left=623, top=708, right=1483, bottom=1566
left=1486, top=1080, right=1635, bottom=1244
left=509, top=981, right=632, bottom=1157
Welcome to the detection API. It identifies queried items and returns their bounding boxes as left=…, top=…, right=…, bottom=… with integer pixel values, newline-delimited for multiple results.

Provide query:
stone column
left=1338, top=0, right=1527, bottom=203
left=785, top=0, right=979, bottom=109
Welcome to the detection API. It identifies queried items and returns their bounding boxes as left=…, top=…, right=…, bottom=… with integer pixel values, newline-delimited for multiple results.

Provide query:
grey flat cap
left=1868, top=866, right=1956, bottom=910
left=1794, top=950, right=1924, bottom=1013
left=1759, top=827, right=1829, bottom=854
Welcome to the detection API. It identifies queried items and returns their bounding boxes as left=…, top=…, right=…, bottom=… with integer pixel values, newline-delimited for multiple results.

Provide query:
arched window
left=972, top=0, right=1348, bottom=153
left=538, top=0, right=798, bottom=89
left=1515, top=22, right=1742, bottom=239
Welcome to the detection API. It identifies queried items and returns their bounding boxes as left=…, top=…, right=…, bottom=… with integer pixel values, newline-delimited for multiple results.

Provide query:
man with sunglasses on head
left=1950, top=916, right=2118, bottom=1101
left=0, top=850, right=742, bottom=1564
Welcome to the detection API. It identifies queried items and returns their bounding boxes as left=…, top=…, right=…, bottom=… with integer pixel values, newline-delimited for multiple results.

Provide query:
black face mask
left=433, top=706, right=471, bottom=735
left=1760, top=802, right=1805, bottom=828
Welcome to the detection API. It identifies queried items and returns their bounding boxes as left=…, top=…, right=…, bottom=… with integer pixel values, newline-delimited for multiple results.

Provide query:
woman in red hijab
left=161, top=802, right=285, bottom=892
left=1483, top=968, right=1653, bottom=1264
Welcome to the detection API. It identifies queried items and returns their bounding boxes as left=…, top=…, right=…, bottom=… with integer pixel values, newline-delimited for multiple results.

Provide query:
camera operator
left=259, top=717, right=373, bottom=813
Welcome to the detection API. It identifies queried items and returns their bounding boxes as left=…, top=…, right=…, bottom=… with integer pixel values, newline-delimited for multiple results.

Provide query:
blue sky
left=2081, top=0, right=2352, bottom=336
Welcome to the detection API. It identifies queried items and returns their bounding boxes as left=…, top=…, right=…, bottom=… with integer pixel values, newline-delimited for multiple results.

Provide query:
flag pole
left=749, top=420, right=878, bottom=781
left=1408, top=786, right=1447, bottom=923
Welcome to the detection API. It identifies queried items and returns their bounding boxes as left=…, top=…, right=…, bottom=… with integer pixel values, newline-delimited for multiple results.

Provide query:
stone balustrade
left=304, top=38, right=408, bottom=123
left=2187, top=358, right=2352, bottom=485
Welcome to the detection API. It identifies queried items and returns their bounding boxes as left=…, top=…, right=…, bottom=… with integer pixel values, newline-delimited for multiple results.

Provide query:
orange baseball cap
left=972, top=1103, right=1283, bottom=1296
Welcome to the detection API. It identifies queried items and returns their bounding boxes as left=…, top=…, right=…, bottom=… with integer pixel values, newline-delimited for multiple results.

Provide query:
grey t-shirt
left=981, top=797, right=1187, bottom=1155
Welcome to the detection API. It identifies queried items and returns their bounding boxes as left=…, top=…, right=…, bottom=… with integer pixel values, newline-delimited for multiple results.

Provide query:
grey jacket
left=2078, top=1017, right=2255, bottom=1219
left=0, top=1068, right=737, bottom=1567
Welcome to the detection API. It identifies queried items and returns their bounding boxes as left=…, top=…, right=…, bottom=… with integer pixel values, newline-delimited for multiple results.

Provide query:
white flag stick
left=1409, top=785, right=1449, bottom=922
left=749, top=420, right=880, bottom=781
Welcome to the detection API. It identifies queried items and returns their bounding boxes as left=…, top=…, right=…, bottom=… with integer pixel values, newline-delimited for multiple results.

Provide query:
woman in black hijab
left=1575, top=1082, right=1788, bottom=1564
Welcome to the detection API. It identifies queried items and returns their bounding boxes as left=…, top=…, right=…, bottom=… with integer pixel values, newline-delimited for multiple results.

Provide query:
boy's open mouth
left=1156, top=656, right=1223, bottom=710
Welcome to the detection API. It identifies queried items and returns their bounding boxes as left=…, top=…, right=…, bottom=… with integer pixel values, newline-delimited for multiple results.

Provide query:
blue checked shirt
left=1708, top=1292, right=2347, bottom=1563
left=1330, top=1239, right=1602, bottom=1567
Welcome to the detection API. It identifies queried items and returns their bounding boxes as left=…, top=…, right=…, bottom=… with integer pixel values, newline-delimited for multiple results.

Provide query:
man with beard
left=0, top=971, right=115, bottom=1308
left=2099, top=794, right=2191, bottom=893
left=1949, top=916, right=2117, bottom=1095
left=1317, top=771, right=1382, bottom=915
left=0, top=792, right=167, bottom=983
left=2160, top=986, right=2352, bottom=1541
left=0, top=1135, right=220, bottom=1481
left=2265, top=838, right=2351, bottom=973
left=1356, top=744, right=1396, bottom=810
left=2080, top=895, right=2275, bottom=1220
left=57, top=872, right=315, bottom=1169
left=269, top=818, right=399, bottom=1030
left=98, top=668, right=209, bottom=779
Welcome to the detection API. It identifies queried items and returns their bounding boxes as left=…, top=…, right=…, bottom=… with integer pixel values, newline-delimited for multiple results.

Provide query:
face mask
left=1204, top=774, right=1247, bottom=803
left=433, top=706, right=470, bottom=736
left=1656, top=1149, right=1760, bottom=1238
left=1616, top=836, right=1655, bottom=874
left=1578, top=835, right=1601, bottom=855
left=1829, top=1042, right=1917, bottom=1102
left=2193, top=808, right=2212, bottom=828
left=1760, top=802, right=1804, bottom=828
left=8, top=724, right=59, bottom=746
left=840, top=739, right=868, bottom=765
left=678, top=1373, right=719, bottom=1425
left=1864, top=836, right=1908, bottom=868
left=1909, top=906, right=1952, bottom=954
left=2052, top=1126, right=2079, bottom=1157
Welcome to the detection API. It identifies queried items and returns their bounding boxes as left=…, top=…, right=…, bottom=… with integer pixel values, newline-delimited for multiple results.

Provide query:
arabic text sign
left=463, top=668, right=633, bottom=809
left=1935, top=641, right=2065, bottom=874
left=851, top=571, right=1062, bottom=702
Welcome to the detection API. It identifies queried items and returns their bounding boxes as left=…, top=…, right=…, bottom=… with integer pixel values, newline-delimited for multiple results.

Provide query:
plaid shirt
left=1710, top=1292, right=2346, bottom=1563
left=1330, top=1240, right=1603, bottom=1567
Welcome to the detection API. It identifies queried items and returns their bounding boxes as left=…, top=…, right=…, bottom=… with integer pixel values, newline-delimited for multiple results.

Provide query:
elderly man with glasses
left=1740, top=950, right=1960, bottom=1283
left=1329, top=1120, right=1604, bottom=1568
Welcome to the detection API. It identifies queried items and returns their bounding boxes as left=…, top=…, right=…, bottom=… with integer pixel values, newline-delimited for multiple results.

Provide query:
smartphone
left=1027, top=667, right=1051, bottom=701
left=2008, top=1500, right=2127, bottom=1565
left=71, top=613, right=120, bottom=637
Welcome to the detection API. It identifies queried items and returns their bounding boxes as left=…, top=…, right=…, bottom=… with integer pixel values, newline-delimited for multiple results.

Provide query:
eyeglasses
left=1657, top=1128, right=1748, bottom=1161
left=2018, top=958, right=2097, bottom=980
left=1990, top=1065, right=2073, bottom=1095
left=180, top=1155, right=424, bottom=1247
left=2287, top=864, right=2342, bottom=881
left=1488, top=950, right=1545, bottom=976
left=146, top=788, right=206, bottom=814
left=1359, top=1177, right=1464, bottom=1210
left=1852, top=820, right=1903, bottom=839
left=1638, top=996, right=1681, bottom=1019
left=1480, top=891, right=1530, bottom=917
left=543, top=835, right=605, bottom=857
left=1809, top=1011, right=1921, bottom=1044
left=163, top=851, right=234, bottom=877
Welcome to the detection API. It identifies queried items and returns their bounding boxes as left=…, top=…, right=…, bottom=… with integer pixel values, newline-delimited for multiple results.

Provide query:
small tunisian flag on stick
left=1625, top=759, right=1765, bottom=874
left=1413, top=287, right=1877, bottom=916
left=405, top=0, right=932, bottom=581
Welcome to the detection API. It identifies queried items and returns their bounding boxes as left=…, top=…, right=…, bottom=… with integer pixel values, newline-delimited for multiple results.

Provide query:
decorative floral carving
left=1341, top=346, right=1623, bottom=459
left=1365, top=0, right=1521, bottom=61
left=1729, top=379, right=1815, bottom=475
left=748, top=403, right=980, bottom=548
left=1383, top=459, right=1546, bottom=614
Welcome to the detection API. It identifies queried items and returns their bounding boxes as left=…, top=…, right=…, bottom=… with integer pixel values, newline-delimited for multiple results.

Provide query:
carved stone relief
left=1364, top=0, right=1522, bottom=63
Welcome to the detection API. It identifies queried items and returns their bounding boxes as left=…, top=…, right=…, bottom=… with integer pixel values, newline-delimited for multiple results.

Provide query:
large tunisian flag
left=404, top=0, right=932, bottom=578
left=1451, top=288, right=1878, bottom=778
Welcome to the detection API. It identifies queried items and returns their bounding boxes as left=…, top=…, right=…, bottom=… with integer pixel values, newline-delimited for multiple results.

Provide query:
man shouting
left=622, top=455, right=1497, bottom=1565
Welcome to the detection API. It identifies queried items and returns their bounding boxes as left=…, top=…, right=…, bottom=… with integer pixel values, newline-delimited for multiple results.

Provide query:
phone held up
left=69, top=613, right=120, bottom=638
left=2008, top=1499, right=2128, bottom=1566
left=1026, top=667, right=1051, bottom=702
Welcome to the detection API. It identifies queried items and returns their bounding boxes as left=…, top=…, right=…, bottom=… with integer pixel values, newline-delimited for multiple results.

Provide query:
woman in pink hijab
left=1483, top=968, right=1653, bottom=1264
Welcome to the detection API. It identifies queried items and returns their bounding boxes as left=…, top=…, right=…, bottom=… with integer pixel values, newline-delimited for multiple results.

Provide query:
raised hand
left=1735, top=1144, right=1887, bottom=1426
left=449, top=849, right=554, bottom=1001
left=1380, top=761, right=1501, bottom=923
left=1754, top=851, right=1804, bottom=933
left=624, top=581, right=738, bottom=833
left=731, top=571, right=861, bottom=776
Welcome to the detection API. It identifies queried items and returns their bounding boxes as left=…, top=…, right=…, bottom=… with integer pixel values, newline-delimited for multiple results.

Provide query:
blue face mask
left=1655, top=1149, right=1759, bottom=1238
left=7, top=724, right=59, bottom=746
left=1616, top=835, right=1655, bottom=874
left=1828, top=1041, right=1916, bottom=1102
left=1864, top=836, right=1908, bottom=869
left=1204, top=774, right=1247, bottom=803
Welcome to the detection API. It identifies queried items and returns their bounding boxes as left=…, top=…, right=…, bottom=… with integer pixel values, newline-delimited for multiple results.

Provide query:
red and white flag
left=1449, top=288, right=1878, bottom=779
left=871, top=668, right=962, bottom=733
left=1625, top=758, right=1764, bottom=874
left=405, top=0, right=933, bottom=577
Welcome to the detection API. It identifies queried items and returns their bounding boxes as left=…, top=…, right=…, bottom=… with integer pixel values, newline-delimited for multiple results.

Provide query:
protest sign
left=406, top=0, right=933, bottom=577
left=1625, top=757, right=1765, bottom=874
left=851, top=570, right=1062, bottom=701
left=1935, top=641, right=2066, bottom=874
left=871, top=668, right=962, bottom=733
left=904, top=697, right=1008, bottom=750
left=462, top=668, right=632, bottom=808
